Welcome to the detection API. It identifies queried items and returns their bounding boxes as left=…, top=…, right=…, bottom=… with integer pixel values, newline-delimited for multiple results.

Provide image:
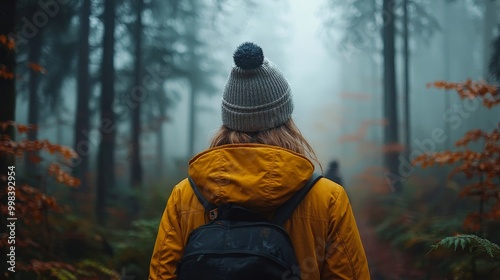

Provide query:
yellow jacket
left=149, top=144, right=370, bottom=279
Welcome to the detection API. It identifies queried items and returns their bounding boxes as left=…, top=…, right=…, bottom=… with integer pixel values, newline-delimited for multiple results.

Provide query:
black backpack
left=176, top=174, right=322, bottom=280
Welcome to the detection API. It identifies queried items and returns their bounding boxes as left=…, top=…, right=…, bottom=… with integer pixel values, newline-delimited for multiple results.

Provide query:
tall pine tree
left=96, top=0, right=117, bottom=225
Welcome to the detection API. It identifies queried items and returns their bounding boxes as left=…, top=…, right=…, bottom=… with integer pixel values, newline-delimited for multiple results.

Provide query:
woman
left=149, top=42, right=370, bottom=279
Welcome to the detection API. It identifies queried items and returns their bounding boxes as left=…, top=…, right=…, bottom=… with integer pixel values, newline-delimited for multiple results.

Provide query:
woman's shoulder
left=311, top=177, right=345, bottom=199
left=290, top=177, right=347, bottom=222
left=171, top=178, right=197, bottom=198
left=305, top=177, right=351, bottom=212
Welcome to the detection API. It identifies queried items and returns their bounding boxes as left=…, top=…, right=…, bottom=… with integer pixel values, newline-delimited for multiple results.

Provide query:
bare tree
left=73, top=0, right=91, bottom=192
left=0, top=0, right=16, bottom=273
left=490, top=25, right=500, bottom=82
left=130, top=0, right=144, bottom=188
left=96, top=0, right=117, bottom=225
left=382, top=0, right=400, bottom=192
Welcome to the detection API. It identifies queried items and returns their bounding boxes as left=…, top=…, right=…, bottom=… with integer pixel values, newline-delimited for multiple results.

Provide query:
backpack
left=176, top=174, right=322, bottom=280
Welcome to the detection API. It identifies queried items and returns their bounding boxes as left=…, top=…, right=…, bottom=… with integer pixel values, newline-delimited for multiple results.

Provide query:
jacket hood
left=188, top=144, right=315, bottom=212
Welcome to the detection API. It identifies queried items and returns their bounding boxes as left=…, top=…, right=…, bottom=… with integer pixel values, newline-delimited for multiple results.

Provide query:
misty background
left=1, top=0, right=499, bottom=278
left=14, top=0, right=499, bottom=187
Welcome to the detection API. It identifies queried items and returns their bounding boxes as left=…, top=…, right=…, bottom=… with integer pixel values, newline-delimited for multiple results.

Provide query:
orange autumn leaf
left=1, top=123, right=79, bottom=165
left=47, top=163, right=80, bottom=187
left=7, top=40, right=15, bottom=50
left=381, top=143, right=406, bottom=153
left=60, top=147, right=77, bottom=159
left=417, top=80, right=500, bottom=228
left=27, top=63, right=47, bottom=74
left=338, top=119, right=387, bottom=143
left=0, top=35, right=15, bottom=50
left=0, top=65, right=15, bottom=79
left=428, top=79, right=499, bottom=109
left=0, top=121, right=15, bottom=132
left=0, top=120, right=97, bottom=278
left=28, top=155, right=42, bottom=164
left=17, top=124, right=30, bottom=134
left=338, top=132, right=364, bottom=143
left=46, top=144, right=58, bottom=154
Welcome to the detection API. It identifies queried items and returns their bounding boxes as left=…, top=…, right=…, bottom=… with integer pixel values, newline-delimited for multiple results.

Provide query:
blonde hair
left=210, top=119, right=322, bottom=169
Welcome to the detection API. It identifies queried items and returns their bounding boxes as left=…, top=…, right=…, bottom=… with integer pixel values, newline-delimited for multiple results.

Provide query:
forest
left=0, top=0, right=499, bottom=279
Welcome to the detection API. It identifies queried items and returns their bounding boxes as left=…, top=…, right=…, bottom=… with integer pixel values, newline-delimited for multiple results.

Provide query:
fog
left=3, top=0, right=499, bottom=278
left=166, top=1, right=343, bottom=165
left=11, top=0, right=499, bottom=188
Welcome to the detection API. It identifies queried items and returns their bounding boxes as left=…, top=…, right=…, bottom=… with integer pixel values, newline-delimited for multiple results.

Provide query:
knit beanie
left=221, top=42, right=293, bottom=133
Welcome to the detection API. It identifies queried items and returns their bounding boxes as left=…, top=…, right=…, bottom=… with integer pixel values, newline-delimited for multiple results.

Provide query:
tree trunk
left=96, top=0, right=116, bottom=225
left=442, top=1, right=451, bottom=149
left=0, top=0, right=16, bottom=274
left=0, top=0, right=16, bottom=156
left=403, top=0, right=410, bottom=158
left=26, top=14, right=43, bottom=179
left=382, top=0, right=400, bottom=192
left=156, top=96, right=166, bottom=177
left=490, top=26, right=500, bottom=81
left=156, top=120, right=164, bottom=177
left=130, top=0, right=144, bottom=188
left=186, top=15, right=200, bottom=158
left=73, top=0, right=91, bottom=194
left=188, top=84, right=196, bottom=157
left=483, top=0, right=497, bottom=82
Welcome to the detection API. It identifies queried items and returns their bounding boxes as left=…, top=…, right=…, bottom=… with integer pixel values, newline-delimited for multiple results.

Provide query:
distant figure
left=325, top=160, right=343, bottom=186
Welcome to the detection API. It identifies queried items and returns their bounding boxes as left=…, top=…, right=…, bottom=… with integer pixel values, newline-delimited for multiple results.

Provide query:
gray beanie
left=221, top=42, right=293, bottom=133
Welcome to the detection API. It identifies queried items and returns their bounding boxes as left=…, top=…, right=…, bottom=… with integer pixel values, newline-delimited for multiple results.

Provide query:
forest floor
left=357, top=216, right=423, bottom=280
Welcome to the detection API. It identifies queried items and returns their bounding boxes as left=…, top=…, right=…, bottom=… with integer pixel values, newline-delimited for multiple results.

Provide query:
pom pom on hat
left=221, top=42, right=294, bottom=132
left=233, top=42, right=264, bottom=70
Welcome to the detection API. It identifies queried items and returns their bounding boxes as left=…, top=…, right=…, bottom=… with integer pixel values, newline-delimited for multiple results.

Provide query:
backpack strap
left=271, top=173, right=323, bottom=226
left=188, top=177, right=219, bottom=220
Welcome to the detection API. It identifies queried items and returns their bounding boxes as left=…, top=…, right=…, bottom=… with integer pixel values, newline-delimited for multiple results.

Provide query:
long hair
left=210, top=118, right=321, bottom=168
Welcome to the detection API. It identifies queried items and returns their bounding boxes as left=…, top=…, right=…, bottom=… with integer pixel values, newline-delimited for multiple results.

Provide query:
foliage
left=365, top=179, right=468, bottom=278
left=429, top=234, right=500, bottom=259
left=0, top=122, right=119, bottom=279
left=0, top=34, right=16, bottom=50
left=27, top=63, right=47, bottom=75
left=1, top=33, right=45, bottom=79
left=18, top=259, right=119, bottom=280
left=428, top=80, right=500, bottom=108
left=320, top=0, right=440, bottom=54
left=0, top=65, right=15, bottom=79
left=1, top=122, right=80, bottom=185
left=348, top=79, right=500, bottom=278
left=0, top=34, right=15, bottom=79
left=414, top=80, right=500, bottom=232
left=427, top=234, right=500, bottom=279
left=412, top=80, right=500, bottom=278
left=110, top=218, right=160, bottom=279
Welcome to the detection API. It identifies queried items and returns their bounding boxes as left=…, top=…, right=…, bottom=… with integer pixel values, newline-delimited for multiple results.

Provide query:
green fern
left=108, top=218, right=161, bottom=279
left=49, top=268, right=77, bottom=280
left=39, top=259, right=119, bottom=280
left=429, top=234, right=500, bottom=258
left=76, top=259, right=121, bottom=279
